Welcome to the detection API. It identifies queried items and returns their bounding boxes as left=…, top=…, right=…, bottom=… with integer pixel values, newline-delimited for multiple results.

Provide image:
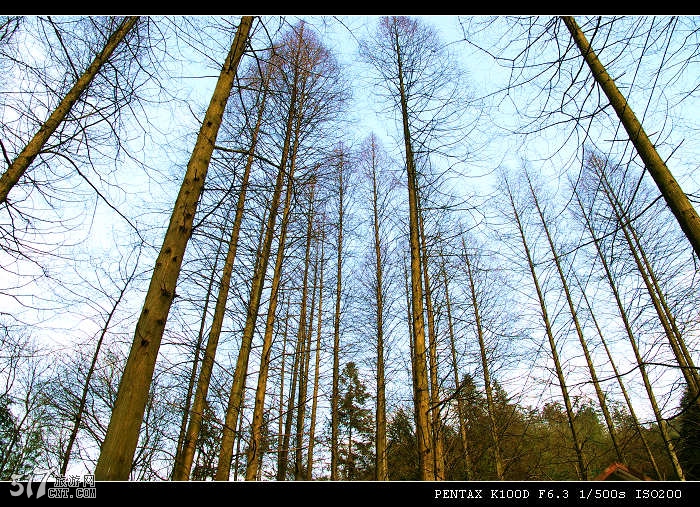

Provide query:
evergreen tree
left=337, top=362, right=375, bottom=480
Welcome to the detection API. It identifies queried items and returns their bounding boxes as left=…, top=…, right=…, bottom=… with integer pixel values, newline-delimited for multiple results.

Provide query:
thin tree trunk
left=369, top=143, right=388, bottom=481
left=562, top=16, right=700, bottom=260
left=461, top=242, right=504, bottom=480
left=215, top=33, right=307, bottom=480
left=61, top=253, right=139, bottom=475
left=95, top=18, right=252, bottom=480
left=595, top=162, right=699, bottom=398
left=173, top=75, right=268, bottom=481
left=394, top=22, right=433, bottom=481
left=294, top=181, right=317, bottom=480
left=306, top=231, right=325, bottom=480
left=417, top=201, right=445, bottom=480
left=276, top=298, right=291, bottom=478
left=0, top=16, right=139, bottom=204
left=232, top=391, right=247, bottom=481
left=574, top=188, right=685, bottom=480
left=613, top=189, right=700, bottom=392
left=403, top=256, right=419, bottom=431
left=277, top=312, right=303, bottom=481
left=572, top=262, right=663, bottom=479
left=440, top=255, right=475, bottom=480
left=245, top=157, right=296, bottom=480
left=527, top=174, right=623, bottom=463
left=507, top=184, right=587, bottom=480
left=330, top=152, right=345, bottom=481
left=171, top=236, right=223, bottom=479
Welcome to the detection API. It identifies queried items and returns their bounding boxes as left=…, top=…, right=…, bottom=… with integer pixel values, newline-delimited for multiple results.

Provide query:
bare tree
left=94, top=17, right=253, bottom=480
left=562, top=16, right=700, bottom=261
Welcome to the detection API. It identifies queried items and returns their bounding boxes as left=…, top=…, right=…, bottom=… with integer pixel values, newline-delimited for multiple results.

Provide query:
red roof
left=593, top=462, right=653, bottom=481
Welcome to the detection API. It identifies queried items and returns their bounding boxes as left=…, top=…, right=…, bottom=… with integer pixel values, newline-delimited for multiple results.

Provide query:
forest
left=1, top=15, right=699, bottom=482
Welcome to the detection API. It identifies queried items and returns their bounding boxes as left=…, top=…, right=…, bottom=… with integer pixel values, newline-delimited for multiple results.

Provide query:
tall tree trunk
left=294, top=181, right=317, bottom=480
left=215, top=33, right=307, bottom=479
left=95, top=17, right=252, bottom=480
left=173, top=70, right=268, bottom=481
left=330, top=151, right=346, bottom=481
left=461, top=242, right=504, bottom=480
left=245, top=155, right=296, bottom=481
left=393, top=22, right=433, bottom=481
left=440, top=255, right=475, bottom=480
left=507, top=183, right=587, bottom=480
left=575, top=187, right=686, bottom=479
left=562, top=16, right=700, bottom=260
left=369, top=142, right=388, bottom=481
left=306, top=230, right=325, bottom=480
left=0, top=16, right=140, bottom=204
left=416, top=201, right=445, bottom=480
left=527, top=174, right=623, bottom=463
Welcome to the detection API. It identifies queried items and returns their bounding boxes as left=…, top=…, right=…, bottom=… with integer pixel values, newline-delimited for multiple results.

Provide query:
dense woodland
left=1, top=15, right=700, bottom=482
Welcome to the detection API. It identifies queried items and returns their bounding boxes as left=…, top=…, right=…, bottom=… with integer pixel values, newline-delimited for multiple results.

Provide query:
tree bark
left=462, top=242, right=504, bottom=480
left=527, top=174, right=623, bottom=463
left=507, top=182, right=587, bottom=480
left=393, top=21, right=434, bottom=481
left=94, top=17, right=252, bottom=480
left=173, top=65, right=269, bottom=482
left=562, top=16, right=700, bottom=261
left=0, top=16, right=139, bottom=204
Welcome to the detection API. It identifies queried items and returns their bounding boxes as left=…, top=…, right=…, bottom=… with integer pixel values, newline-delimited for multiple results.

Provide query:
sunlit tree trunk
left=461, top=241, right=504, bottom=480
left=278, top=308, right=303, bottom=481
left=527, top=173, right=623, bottom=463
left=562, top=15, right=700, bottom=260
left=245, top=153, right=296, bottom=481
left=276, top=298, right=291, bottom=478
left=294, top=180, right=317, bottom=480
left=306, top=230, right=325, bottom=480
left=394, top=22, right=433, bottom=481
left=440, top=254, right=475, bottom=480
left=0, top=16, right=139, bottom=204
left=173, top=64, right=269, bottom=482
left=571, top=259, right=663, bottom=478
left=507, top=182, right=587, bottom=480
left=171, top=235, right=224, bottom=479
left=215, top=35, right=304, bottom=481
left=417, top=202, right=445, bottom=480
left=95, top=17, right=253, bottom=480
